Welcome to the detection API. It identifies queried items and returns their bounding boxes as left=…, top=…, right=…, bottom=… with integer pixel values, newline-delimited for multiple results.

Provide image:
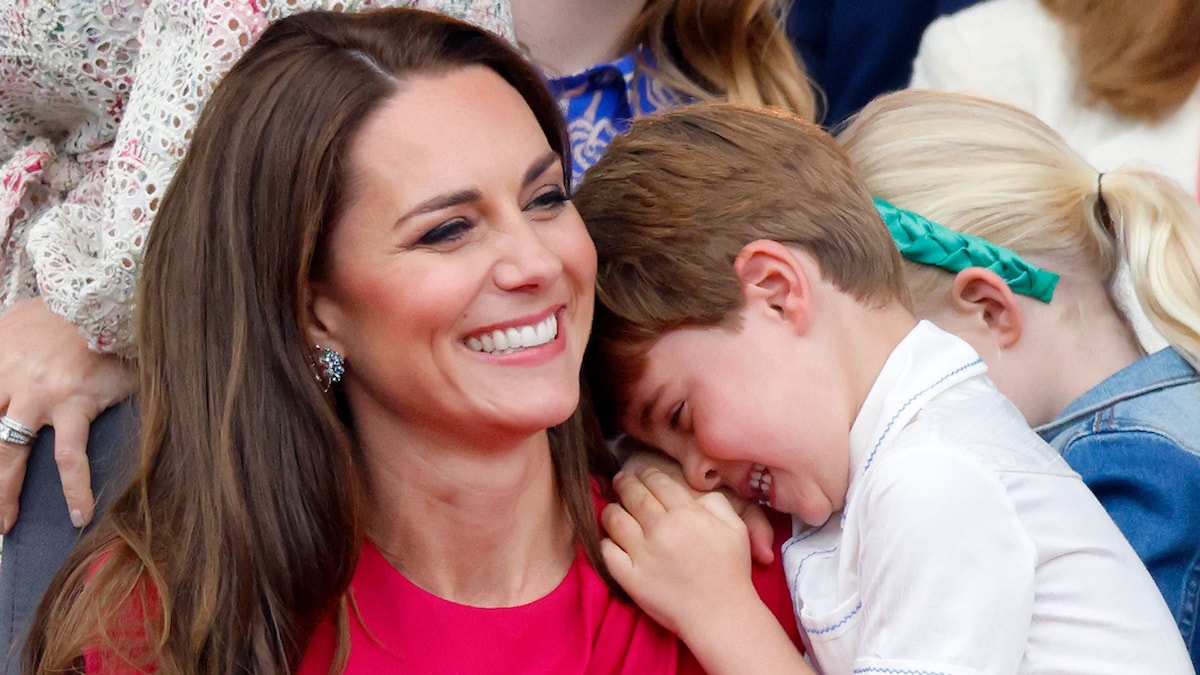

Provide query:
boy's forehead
left=618, top=327, right=703, bottom=432
left=615, top=337, right=679, bottom=435
left=623, top=375, right=664, bottom=435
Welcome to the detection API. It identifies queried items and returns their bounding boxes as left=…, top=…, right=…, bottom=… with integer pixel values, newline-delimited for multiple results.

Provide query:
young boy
left=574, top=102, right=1193, bottom=674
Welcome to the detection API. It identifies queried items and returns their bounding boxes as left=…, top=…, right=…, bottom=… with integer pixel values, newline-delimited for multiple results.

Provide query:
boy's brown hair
left=574, top=101, right=909, bottom=432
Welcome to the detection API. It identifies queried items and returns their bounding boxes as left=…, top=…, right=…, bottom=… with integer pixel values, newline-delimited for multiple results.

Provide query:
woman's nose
left=493, top=218, right=563, bottom=291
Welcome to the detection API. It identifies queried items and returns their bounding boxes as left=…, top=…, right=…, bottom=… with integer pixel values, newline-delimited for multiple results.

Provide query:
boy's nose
left=682, top=454, right=722, bottom=492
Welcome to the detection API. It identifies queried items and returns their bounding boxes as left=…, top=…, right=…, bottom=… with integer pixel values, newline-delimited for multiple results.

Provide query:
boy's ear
left=949, top=268, right=1023, bottom=348
left=732, top=240, right=812, bottom=330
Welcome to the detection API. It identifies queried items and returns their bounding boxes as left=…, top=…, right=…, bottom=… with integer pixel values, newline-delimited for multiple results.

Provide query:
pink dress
left=86, top=491, right=801, bottom=672
left=298, top=495, right=802, bottom=674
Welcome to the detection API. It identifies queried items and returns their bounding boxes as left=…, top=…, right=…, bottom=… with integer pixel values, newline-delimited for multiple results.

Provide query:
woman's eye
left=668, top=401, right=686, bottom=430
left=525, top=187, right=568, bottom=213
left=417, top=218, right=473, bottom=246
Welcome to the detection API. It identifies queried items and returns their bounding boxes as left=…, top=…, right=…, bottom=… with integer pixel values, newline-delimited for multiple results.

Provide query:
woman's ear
left=949, top=267, right=1024, bottom=348
left=732, top=240, right=812, bottom=331
left=305, top=281, right=345, bottom=355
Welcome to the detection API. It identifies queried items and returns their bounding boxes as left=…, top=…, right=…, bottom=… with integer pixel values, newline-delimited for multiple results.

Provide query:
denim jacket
left=1035, top=348, right=1200, bottom=670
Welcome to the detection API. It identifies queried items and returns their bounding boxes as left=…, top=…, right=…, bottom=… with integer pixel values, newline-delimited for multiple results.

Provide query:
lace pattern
left=1, top=0, right=514, bottom=356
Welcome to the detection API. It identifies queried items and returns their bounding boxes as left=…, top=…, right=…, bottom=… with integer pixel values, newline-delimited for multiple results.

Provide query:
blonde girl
left=839, top=88, right=1200, bottom=668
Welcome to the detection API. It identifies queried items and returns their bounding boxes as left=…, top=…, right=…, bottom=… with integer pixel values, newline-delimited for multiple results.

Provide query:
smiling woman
left=23, top=8, right=799, bottom=674
left=307, top=66, right=596, bottom=456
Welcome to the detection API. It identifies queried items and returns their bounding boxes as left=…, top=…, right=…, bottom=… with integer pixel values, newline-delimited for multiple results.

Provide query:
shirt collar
left=848, top=321, right=987, bottom=481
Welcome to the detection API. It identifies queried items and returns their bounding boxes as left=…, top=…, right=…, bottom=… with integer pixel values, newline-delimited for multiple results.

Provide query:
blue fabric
left=787, top=0, right=980, bottom=127
left=1035, top=348, right=1200, bottom=669
left=547, top=49, right=684, bottom=187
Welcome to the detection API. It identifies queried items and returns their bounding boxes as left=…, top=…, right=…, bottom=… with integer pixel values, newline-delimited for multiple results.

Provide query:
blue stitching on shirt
left=782, top=519, right=828, bottom=557
left=861, top=359, right=983, bottom=476
left=854, top=662, right=945, bottom=667
left=788, top=544, right=838, bottom=591
left=807, top=601, right=862, bottom=635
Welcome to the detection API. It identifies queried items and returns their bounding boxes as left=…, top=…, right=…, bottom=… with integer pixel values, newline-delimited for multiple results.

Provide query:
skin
left=511, top=0, right=646, bottom=76
left=0, top=298, right=136, bottom=532
left=601, top=240, right=912, bottom=674
left=616, top=241, right=911, bottom=525
left=306, top=65, right=596, bottom=606
left=915, top=264, right=1143, bottom=427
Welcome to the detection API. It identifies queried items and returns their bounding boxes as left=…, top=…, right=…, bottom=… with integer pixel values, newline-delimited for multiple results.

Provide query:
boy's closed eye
left=668, top=401, right=686, bottom=430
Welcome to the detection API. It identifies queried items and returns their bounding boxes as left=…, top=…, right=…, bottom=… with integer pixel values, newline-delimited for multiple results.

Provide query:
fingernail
left=613, top=470, right=626, bottom=481
left=70, top=509, right=85, bottom=528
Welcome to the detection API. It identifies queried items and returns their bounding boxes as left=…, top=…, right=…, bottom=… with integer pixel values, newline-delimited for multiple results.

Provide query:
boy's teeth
left=466, top=313, right=558, bottom=354
left=749, top=463, right=772, bottom=500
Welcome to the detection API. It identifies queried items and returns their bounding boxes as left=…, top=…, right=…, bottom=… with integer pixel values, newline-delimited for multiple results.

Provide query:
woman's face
left=309, top=66, right=596, bottom=447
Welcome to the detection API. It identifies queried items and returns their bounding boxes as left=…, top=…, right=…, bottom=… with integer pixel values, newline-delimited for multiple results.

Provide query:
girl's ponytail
left=1094, top=169, right=1200, bottom=369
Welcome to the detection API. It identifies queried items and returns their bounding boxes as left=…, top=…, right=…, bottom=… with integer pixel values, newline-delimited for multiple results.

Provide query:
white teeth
left=464, top=313, right=559, bottom=354
left=748, top=463, right=772, bottom=502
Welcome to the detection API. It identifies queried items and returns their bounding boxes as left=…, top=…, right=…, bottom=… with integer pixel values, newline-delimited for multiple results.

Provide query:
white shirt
left=782, top=321, right=1192, bottom=674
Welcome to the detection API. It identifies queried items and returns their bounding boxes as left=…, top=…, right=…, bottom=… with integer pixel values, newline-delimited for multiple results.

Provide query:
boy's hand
left=619, top=443, right=777, bottom=565
left=601, top=467, right=762, bottom=642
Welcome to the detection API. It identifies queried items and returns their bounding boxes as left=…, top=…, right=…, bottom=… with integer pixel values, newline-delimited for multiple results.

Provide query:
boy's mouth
left=749, top=463, right=773, bottom=505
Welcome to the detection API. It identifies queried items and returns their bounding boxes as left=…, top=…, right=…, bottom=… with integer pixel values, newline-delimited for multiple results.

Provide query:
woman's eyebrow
left=396, top=189, right=483, bottom=226
left=522, top=150, right=561, bottom=188
left=393, top=151, right=560, bottom=227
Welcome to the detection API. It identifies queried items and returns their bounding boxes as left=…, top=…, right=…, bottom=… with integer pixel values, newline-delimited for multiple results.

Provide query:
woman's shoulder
left=910, top=0, right=1074, bottom=111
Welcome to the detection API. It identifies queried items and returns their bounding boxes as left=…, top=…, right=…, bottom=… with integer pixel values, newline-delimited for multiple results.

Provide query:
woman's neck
left=512, top=0, right=646, bottom=77
left=363, top=430, right=576, bottom=608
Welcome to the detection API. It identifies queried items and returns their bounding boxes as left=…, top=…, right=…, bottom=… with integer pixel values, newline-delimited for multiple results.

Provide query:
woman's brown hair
left=1040, top=0, right=1200, bottom=121
left=26, top=8, right=613, bottom=674
left=628, top=0, right=819, bottom=120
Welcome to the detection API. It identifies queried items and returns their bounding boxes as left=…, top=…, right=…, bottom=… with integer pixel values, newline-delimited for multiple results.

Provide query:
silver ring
left=0, top=416, right=35, bottom=446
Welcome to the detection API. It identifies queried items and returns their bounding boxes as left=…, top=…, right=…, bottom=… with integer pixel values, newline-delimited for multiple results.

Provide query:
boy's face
left=619, top=311, right=852, bottom=527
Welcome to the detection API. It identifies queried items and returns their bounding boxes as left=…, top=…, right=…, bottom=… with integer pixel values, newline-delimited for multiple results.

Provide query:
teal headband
left=874, top=197, right=1059, bottom=303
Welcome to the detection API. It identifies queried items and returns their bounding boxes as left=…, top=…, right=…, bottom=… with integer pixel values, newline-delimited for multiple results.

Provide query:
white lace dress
left=0, top=0, right=514, bottom=357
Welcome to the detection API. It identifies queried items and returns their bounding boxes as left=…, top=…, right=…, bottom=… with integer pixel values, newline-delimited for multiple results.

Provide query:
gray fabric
left=0, top=397, right=138, bottom=673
